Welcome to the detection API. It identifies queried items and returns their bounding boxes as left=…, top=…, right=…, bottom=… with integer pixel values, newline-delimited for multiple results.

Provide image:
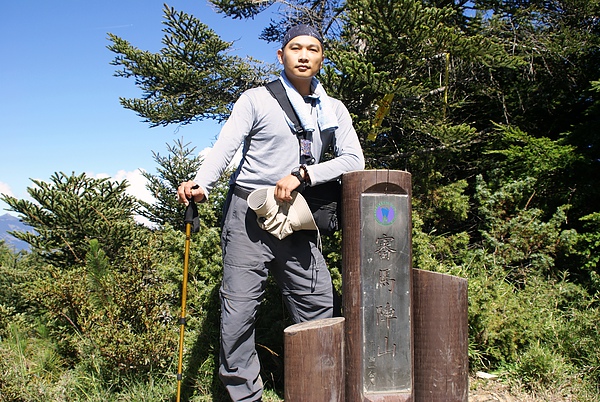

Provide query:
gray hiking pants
left=218, top=187, right=333, bottom=402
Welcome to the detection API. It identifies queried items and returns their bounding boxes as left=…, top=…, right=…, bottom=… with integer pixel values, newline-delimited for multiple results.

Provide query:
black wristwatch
left=291, top=166, right=307, bottom=191
left=299, top=164, right=311, bottom=185
left=291, top=167, right=305, bottom=183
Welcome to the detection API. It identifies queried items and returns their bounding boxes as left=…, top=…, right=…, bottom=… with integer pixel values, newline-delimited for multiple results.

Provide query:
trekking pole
left=177, top=197, right=198, bottom=402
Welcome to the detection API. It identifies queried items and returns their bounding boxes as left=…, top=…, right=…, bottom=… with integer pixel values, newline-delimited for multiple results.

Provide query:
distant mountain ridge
left=0, top=214, right=32, bottom=252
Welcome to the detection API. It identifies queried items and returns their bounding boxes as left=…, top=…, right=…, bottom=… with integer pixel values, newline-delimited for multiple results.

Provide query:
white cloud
left=0, top=181, right=40, bottom=217
left=0, top=182, right=15, bottom=216
left=90, top=169, right=156, bottom=227
left=90, top=169, right=154, bottom=204
left=113, top=169, right=156, bottom=227
left=0, top=182, right=13, bottom=198
left=199, top=146, right=212, bottom=158
left=113, top=169, right=155, bottom=204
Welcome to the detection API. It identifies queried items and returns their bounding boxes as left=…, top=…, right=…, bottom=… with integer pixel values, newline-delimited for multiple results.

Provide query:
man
left=177, top=24, right=364, bottom=401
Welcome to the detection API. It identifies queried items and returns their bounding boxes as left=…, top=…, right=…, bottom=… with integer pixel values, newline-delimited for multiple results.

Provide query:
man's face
left=277, top=35, right=324, bottom=82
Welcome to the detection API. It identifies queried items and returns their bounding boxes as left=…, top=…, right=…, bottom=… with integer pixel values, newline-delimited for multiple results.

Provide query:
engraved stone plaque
left=360, top=193, right=411, bottom=394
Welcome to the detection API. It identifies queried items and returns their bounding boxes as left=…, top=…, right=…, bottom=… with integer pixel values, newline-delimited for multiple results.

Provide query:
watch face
left=292, top=170, right=304, bottom=183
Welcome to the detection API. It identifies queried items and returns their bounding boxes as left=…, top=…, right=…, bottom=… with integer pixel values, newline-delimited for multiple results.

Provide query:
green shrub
left=510, top=342, right=575, bottom=391
left=0, top=322, right=66, bottom=402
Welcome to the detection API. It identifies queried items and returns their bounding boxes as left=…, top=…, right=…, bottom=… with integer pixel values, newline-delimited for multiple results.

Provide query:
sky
left=0, top=0, right=280, bottom=217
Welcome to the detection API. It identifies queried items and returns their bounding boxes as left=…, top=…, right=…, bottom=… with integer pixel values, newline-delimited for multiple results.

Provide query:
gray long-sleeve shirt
left=193, top=85, right=364, bottom=197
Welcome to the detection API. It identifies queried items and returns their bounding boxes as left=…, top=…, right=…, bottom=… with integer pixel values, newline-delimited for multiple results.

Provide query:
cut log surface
left=284, top=317, right=345, bottom=402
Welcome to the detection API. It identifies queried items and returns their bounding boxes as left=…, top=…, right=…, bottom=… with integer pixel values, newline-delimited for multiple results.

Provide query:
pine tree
left=1, top=172, right=140, bottom=269
left=138, top=138, right=231, bottom=230
left=138, top=139, right=202, bottom=228
left=107, top=4, right=275, bottom=127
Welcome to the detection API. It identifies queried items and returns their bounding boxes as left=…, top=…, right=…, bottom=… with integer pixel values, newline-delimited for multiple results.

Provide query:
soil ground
left=469, top=376, right=574, bottom=401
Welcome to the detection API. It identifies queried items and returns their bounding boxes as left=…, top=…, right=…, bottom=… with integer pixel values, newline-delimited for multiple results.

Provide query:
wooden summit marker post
left=342, top=170, right=414, bottom=402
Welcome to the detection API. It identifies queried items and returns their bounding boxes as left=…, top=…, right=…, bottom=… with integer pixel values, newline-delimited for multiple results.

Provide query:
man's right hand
left=177, top=181, right=205, bottom=204
left=275, top=174, right=303, bottom=203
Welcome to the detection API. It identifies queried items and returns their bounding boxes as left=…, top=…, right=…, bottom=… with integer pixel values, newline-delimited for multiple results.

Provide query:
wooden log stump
left=284, top=317, right=345, bottom=402
left=413, top=269, right=469, bottom=401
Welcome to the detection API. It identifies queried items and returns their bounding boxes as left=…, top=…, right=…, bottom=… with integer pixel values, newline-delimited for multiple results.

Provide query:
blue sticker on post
left=374, top=202, right=396, bottom=226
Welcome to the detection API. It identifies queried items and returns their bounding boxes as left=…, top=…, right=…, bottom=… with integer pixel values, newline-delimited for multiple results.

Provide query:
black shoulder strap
left=265, top=80, right=305, bottom=135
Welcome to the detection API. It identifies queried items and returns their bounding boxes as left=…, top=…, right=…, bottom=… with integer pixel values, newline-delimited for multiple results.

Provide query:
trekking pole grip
left=184, top=185, right=200, bottom=229
left=184, top=199, right=198, bottom=224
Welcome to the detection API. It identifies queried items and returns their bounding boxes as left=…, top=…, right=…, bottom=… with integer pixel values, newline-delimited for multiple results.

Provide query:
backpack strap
left=265, top=79, right=315, bottom=165
left=265, top=80, right=306, bottom=136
